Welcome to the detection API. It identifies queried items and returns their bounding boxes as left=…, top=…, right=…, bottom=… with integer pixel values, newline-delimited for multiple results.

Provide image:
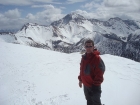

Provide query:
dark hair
left=84, top=39, right=94, bottom=46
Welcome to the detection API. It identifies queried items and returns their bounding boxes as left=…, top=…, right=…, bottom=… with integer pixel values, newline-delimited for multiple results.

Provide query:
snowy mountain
left=0, top=13, right=140, bottom=62
left=0, top=41, right=140, bottom=105
left=0, top=32, right=17, bottom=43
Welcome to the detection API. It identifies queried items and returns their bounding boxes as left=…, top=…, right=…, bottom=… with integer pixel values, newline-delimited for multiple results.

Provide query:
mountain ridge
left=0, top=13, right=140, bottom=62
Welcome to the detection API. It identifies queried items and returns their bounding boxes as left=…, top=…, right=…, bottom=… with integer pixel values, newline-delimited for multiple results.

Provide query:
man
left=78, top=39, right=105, bottom=105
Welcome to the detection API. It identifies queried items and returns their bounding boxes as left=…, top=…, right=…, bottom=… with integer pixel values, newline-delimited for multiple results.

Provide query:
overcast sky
left=0, top=0, right=140, bottom=30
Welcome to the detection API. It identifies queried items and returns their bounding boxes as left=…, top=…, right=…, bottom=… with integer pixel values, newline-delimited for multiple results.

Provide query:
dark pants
left=84, top=85, right=102, bottom=105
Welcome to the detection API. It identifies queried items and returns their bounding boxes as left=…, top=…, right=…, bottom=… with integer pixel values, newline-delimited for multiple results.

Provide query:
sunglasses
left=85, top=46, right=93, bottom=48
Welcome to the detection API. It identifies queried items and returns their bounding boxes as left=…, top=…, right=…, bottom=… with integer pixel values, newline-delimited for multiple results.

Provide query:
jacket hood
left=82, top=49, right=100, bottom=59
left=93, top=49, right=100, bottom=55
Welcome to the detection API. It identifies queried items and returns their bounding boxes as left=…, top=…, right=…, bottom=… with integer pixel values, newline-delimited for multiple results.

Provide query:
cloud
left=33, top=0, right=62, bottom=4
left=104, top=0, right=140, bottom=7
left=0, top=9, right=25, bottom=30
left=72, top=10, right=95, bottom=18
left=66, top=0, right=86, bottom=4
left=0, top=0, right=61, bottom=5
left=31, top=5, right=50, bottom=8
left=31, top=5, right=65, bottom=23
left=4, top=8, right=21, bottom=19
left=26, top=13, right=36, bottom=20
left=31, top=4, right=61, bottom=8
left=0, top=0, right=32, bottom=5
left=81, top=0, right=140, bottom=21
left=81, top=1, right=100, bottom=10
left=0, top=5, right=65, bottom=30
left=0, top=13, right=26, bottom=30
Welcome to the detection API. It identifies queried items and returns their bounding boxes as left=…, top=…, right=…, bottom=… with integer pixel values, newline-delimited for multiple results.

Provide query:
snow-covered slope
left=0, top=34, right=16, bottom=43
left=0, top=42, right=140, bottom=105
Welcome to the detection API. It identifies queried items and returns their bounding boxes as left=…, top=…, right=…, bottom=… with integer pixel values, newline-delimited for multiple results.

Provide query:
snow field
left=0, top=42, right=140, bottom=105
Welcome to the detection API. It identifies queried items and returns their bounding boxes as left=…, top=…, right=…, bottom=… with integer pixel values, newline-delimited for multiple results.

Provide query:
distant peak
left=20, top=23, right=39, bottom=31
left=109, top=17, right=122, bottom=21
left=25, top=23, right=39, bottom=27
left=68, top=12, right=85, bottom=19
left=51, top=13, right=85, bottom=26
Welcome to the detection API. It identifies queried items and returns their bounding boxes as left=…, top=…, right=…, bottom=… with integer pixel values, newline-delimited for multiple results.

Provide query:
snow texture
left=0, top=42, right=140, bottom=105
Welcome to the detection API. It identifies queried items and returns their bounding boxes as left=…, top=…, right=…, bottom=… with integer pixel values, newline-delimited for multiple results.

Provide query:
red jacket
left=78, top=50, right=105, bottom=87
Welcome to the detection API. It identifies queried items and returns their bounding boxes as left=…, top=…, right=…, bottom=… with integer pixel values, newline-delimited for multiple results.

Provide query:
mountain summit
left=51, top=13, right=86, bottom=27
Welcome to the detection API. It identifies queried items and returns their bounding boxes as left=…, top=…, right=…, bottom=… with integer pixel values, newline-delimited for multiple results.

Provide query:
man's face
left=85, top=43, right=94, bottom=53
